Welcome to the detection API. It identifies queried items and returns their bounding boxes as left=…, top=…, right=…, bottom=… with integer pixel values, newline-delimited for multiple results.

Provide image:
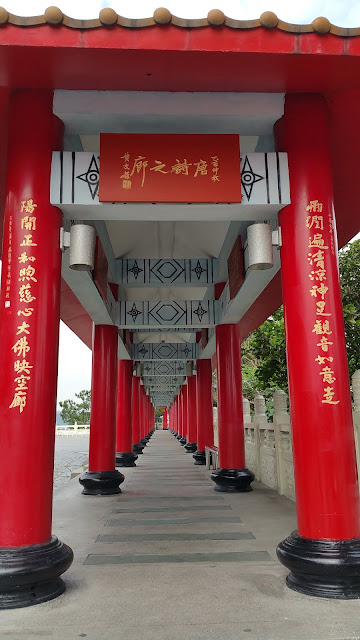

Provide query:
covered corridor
left=2, top=429, right=360, bottom=640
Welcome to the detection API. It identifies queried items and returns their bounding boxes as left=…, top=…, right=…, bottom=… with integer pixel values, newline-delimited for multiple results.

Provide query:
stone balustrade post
left=273, top=390, right=290, bottom=495
left=253, top=394, right=268, bottom=481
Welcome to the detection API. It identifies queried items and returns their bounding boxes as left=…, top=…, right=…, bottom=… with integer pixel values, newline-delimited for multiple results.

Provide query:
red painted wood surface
left=100, top=133, right=241, bottom=203
left=216, top=324, right=245, bottom=469
left=196, top=359, right=214, bottom=451
left=276, top=94, right=360, bottom=540
left=88, top=324, right=118, bottom=472
left=0, top=90, right=63, bottom=545
left=115, top=359, right=133, bottom=453
left=132, top=376, right=141, bottom=445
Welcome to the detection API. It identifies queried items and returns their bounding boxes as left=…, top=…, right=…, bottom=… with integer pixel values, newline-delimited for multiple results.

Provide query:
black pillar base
left=184, top=442, right=197, bottom=453
left=133, top=443, right=145, bottom=455
left=179, top=437, right=187, bottom=446
left=0, top=536, right=73, bottom=609
left=115, top=451, right=138, bottom=467
left=140, top=438, right=147, bottom=447
left=277, top=531, right=360, bottom=599
left=176, top=434, right=182, bottom=440
left=193, top=450, right=206, bottom=465
left=79, top=470, right=124, bottom=495
left=211, top=468, right=254, bottom=492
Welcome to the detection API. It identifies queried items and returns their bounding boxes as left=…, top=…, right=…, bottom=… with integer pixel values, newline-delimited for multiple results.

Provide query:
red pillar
left=139, top=386, right=147, bottom=445
left=176, top=391, right=183, bottom=440
left=185, top=375, right=197, bottom=452
left=211, top=324, right=254, bottom=492
left=275, top=94, right=360, bottom=599
left=180, top=385, right=188, bottom=445
left=115, top=360, right=137, bottom=467
left=194, top=359, right=214, bottom=465
left=0, top=90, right=73, bottom=608
left=79, top=324, right=124, bottom=495
left=132, top=376, right=144, bottom=454
left=163, top=408, right=168, bottom=430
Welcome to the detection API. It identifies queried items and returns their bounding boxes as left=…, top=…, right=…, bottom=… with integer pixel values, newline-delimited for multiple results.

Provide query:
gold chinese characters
left=306, top=201, right=339, bottom=406
left=9, top=199, right=38, bottom=414
left=120, top=152, right=221, bottom=190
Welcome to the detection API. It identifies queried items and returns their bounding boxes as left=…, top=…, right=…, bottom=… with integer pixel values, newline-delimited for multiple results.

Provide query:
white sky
left=1, top=0, right=360, bottom=407
left=5, top=0, right=360, bottom=26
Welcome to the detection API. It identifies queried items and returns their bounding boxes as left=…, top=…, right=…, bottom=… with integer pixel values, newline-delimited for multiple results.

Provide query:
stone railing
left=55, top=424, right=90, bottom=435
left=243, top=369, right=360, bottom=501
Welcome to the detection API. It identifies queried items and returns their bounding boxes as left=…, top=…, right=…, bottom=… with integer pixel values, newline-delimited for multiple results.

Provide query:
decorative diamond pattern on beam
left=141, top=361, right=187, bottom=376
left=132, top=343, right=199, bottom=360
left=117, top=258, right=216, bottom=286
left=119, top=300, right=218, bottom=328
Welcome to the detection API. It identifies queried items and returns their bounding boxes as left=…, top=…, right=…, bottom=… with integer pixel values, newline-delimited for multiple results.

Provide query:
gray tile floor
left=3, top=430, right=360, bottom=640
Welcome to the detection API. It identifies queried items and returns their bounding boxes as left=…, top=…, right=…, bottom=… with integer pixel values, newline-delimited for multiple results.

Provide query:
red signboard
left=99, top=134, right=241, bottom=203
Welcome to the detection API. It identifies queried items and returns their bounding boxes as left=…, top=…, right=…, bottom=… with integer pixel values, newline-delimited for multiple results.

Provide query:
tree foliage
left=59, top=390, right=91, bottom=425
left=241, top=239, right=360, bottom=402
left=339, top=239, right=360, bottom=378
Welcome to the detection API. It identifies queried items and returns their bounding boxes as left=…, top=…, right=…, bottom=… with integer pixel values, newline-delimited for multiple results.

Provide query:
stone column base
left=193, top=450, right=206, bottom=465
left=211, top=468, right=254, bottom=492
left=79, top=470, right=124, bottom=495
left=115, top=451, right=138, bottom=467
left=277, top=531, right=360, bottom=599
left=0, top=536, right=73, bottom=609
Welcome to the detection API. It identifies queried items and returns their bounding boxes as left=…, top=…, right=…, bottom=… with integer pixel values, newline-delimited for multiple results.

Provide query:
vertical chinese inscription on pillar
left=9, top=199, right=37, bottom=413
left=306, top=199, right=339, bottom=406
left=5, top=215, right=13, bottom=305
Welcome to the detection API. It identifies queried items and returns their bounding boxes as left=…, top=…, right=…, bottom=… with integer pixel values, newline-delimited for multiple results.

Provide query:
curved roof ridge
left=0, top=7, right=357, bottom=37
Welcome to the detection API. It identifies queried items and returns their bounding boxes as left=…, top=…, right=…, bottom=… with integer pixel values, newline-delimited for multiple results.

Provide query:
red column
left=132, top=376, right=144, bottom=454
left=0, top=90, right=73, bottom=608
left=163, top=408, right=168, bottom=430
left=211, top=324, right=254, bottom=492
left=115, top=359, right=137, bottom=467
left=139, top=386, right=147, bottom=445
left=185, top=376, right=197, bottom=452
left=176, top=392, right=183, bottom=440
left=79, top=324, right=124, bottom=495
left=180, top=385, right=188, bottom=445
left=194, top=359, right=214, bottom=464
left=275, top=94, right=360, bottom=599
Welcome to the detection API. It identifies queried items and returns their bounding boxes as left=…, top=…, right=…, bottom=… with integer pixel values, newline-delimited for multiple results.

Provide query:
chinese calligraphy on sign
left=100, top=134, right=242, bottom=203
left=9, top=198, right=38, bottom=414
left=306, top=200, right=339, bottom=406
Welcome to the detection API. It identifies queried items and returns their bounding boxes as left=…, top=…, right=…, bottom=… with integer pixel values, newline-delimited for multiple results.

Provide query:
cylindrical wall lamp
left=246, top=223, right=274, bottom=270
left=69, top=224, right=96, bottom=271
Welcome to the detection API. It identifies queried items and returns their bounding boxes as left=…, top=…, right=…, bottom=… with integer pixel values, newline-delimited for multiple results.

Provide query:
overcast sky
left=5, top=0, right=360, bottom=25
left=1, top=0, right=360, bottom=410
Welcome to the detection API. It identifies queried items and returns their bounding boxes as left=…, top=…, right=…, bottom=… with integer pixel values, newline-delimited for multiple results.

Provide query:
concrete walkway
left=3, top=430, right=360, bottom=640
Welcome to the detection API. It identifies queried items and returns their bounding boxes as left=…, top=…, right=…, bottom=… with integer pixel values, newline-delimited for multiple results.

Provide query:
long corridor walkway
left=3, top=430, right=360, bottom=640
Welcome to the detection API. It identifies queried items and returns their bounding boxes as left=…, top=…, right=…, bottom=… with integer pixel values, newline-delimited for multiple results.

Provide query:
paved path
left=3, top=430, right=360, bottom=639
left=54, top=434, right=89, bottom=488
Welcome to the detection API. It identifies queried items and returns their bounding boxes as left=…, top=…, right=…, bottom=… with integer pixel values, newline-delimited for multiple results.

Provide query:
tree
left=339, top=239, right=360, bottom=378
left=241, top=238, right=360, bottom=399
left=59, top=390, right=91, bottom=425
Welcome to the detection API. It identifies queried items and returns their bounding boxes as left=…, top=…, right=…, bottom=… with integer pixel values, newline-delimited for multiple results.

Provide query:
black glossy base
left=115, top=451, right=138, bottom=467
left=140, top=438, right=147, bottom=447
left=79, top=470, right=124, bottom=495
left=193, top=450, right=206, bottom=465
left=0, top=536, right=73, bottom=609
left=184, top=442, right=197, bottom=453
left=133, top=443, right=145, bottom=455
left=179, top=437, right=187, bottom=446
left=176, top=434, right=182, bottom=441
left=211, top=468, right=254, bottom=493
left=277, top=531, right=360, bottom=599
